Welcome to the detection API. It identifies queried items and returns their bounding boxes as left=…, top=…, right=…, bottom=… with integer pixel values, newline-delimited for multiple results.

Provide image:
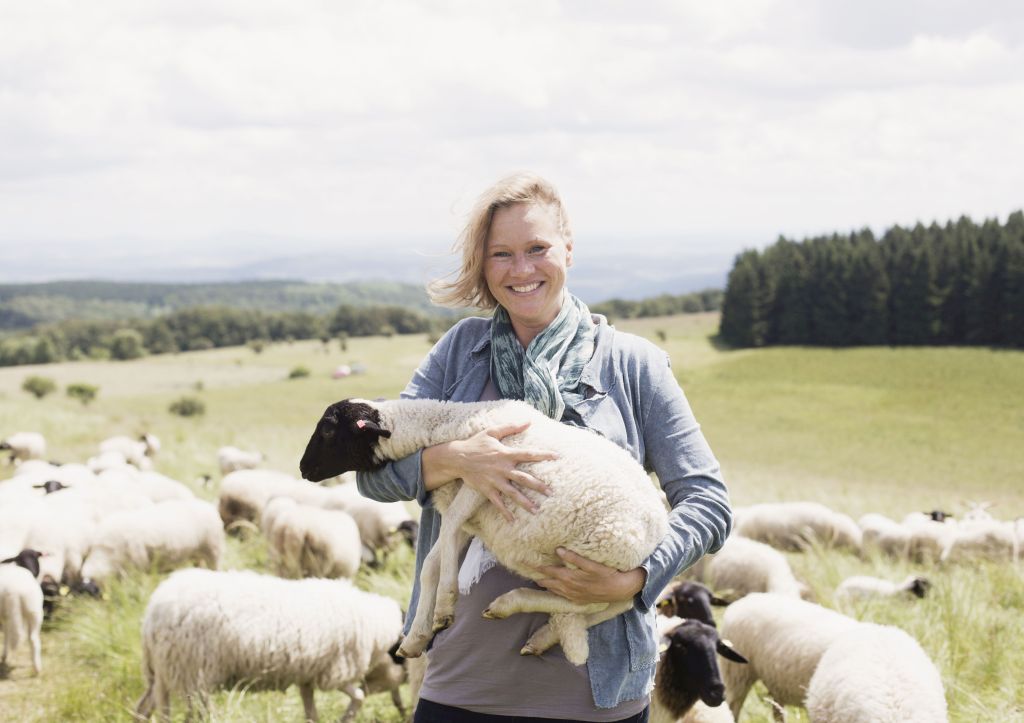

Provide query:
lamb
left=0, top=562, right=44, bottom=675
left=703, top=535, right=808, bottom=600
left=0, top=549, right=45, bottom=579
left=217, top=468, right=339, bottom=529
left=134, top=568, right=406, bottom=723
left=651, top=617, right=748, bottom=723
left=98, top=433, right=160, bottom=469
left=941, top=518, right=1020, bottom=564
left=260, top=497, right=362, bottom=579
left=216, top=445, right=264, bottom=475
left=835, top=575, right=931, bottom=601
left=300, top=397, right=668, bottom=665
left=1, top=432, right=46, bottom=465
left=732, top=502, right=861, bottom=553
left=805, top=623, right=948, bottom=722
left=902, top=512, right=957, bottom=563
left=718, top=592, right=860, bottom=720
left=656, top=581, right=728, bottom=626
left=858, top=513, right=912, bottom=559
left=81, top=498, right=223, bottom=582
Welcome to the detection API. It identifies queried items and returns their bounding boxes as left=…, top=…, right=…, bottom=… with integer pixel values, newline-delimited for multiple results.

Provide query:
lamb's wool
left=0, top=563, right=43, bottom=674
left=805, top=623, right=947, bottom=723
left=941, top=519, right=1019, bottom=563
left=216, top=445, right=263, bottom=475
left=261, top=497, right=362, bottom=579
left=835, top=575, right=930, bottom=602
left=135, top=569, right=404, bottom=721
left=704, top=536, right=805, bottom=599
left=858, top=513, right=912, bottom=559
left=732, top=502, right=862, bottom=553
left=719, top=593, right=860, bottom=721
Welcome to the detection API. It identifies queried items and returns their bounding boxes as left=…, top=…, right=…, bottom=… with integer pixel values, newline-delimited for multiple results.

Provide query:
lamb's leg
left=521, top=598, right=633, bottom=656
left=432, top=486, right=485, bottom=632
left=28, top=624, right=41, bottom=675
left=482, top=587, right=608, bottom=619
left=299, top=683, right=318, bottom=723
left=389, top=688, right=405, bottom=720
left=338, top=682, right=366, bottom=723
left=722, top=656, right=756, bottom=722
left=398, top=543, right=443, bottom=657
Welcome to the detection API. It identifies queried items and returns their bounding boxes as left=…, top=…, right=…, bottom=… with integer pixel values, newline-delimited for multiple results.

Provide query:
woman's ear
left=566, top=239, right=574, bottom=267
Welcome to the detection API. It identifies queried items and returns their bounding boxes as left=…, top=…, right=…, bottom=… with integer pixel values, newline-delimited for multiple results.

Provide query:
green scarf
left=489, top=292, right=597, bottom=421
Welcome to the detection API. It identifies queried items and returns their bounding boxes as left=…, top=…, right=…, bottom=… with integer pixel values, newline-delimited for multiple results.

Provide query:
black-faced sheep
left=656, top=581, right=728, bottom=626
left=1, top=432, right=46, bottom=465
left=0, top=562, right=43, bottom=675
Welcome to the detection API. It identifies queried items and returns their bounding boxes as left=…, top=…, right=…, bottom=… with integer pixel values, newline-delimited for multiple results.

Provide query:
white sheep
left=0, top=562, right=44, bottom=675
left=98, top=433, right=159, bottom=468
left=81, top=499, right=223, bottom=581
left=835, top=575, right=931, bottom=602
left=732, top=502, right=862, bottom=553
left=299, top=397, right=668, bottom=665
left=322, top=478, right=419, bottom=565
left=902, top=513, right=957, bottom=563
left=134, top=568, right=406, bottom=723
left=1, top=432, right=46, bottom=465
left=703, top=535, right=807, bottom=600
left=217, top=468, right=338, bottom=529
left=260, top=497, right=362, bottom=579
left=216, top=445, right=264, bottom=475
left=718, top=592, right=860, bottom=720
left=941, top=518, right=1019, bottom=564
left=858, top=513, right=912, bottom=559
left=805, top=623, right=948, bottom=722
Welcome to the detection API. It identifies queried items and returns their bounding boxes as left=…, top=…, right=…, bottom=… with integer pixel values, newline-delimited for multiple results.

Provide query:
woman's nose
left=512, top=254, right=535, bottom=275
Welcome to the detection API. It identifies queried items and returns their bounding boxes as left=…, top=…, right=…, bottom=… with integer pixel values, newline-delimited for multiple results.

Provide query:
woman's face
left=484, top=202, right=573, bottom=343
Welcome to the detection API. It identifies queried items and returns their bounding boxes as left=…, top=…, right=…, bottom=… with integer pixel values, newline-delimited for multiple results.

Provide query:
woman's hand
left=421, top=422, right=557, bottom=522
left=535, top=548, right=647, bottom=604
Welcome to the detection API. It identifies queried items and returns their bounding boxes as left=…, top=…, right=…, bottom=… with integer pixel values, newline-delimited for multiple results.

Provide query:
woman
left=357, top=173, right=731, bottom=722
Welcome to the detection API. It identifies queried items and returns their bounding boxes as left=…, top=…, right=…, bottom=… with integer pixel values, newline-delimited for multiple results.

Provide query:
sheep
left=941, top=518, right=1020, bottom=564
left=652, top=618, right=748, bottom=723
left=805, top=623, right=948, bottom=722
left=134, top=568, right=406, bottom=723
left=718, top=592, right=860, bottom=720
left=835, top=575, right=931, bottom=601
left=0, top=562, right=44, bottom=675
left=703, top=535, right=808, bottom=600
left=323, top=478, right=419, bottom=565
left=657, top=581, right=729, bottom=626
left=81, top=499, right=223, bottom=582
left=1, top=432, right=46, bottom=465
left=299, top=397, right=669, bottom=665
left=217, top=468, right=338, bottom=529
left=260, top=497, right=362, bottom=579
left=733, top=502, right=861, bottom=553
left=98, top=433, right=159, bottom=468
left=858, top=513, right=912, bottom=559
left=0, top=549, right=45, bottom=579
left=902, top=513, right=957, bottom=563
left=216, top=445, right=264, bottom=475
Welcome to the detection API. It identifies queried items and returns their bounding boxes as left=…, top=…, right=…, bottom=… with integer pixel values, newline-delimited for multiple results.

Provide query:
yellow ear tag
left=721, top=638, right=734, bottom=647
left=59, top=585, right=70, bottom=596
left=658, top=642, right=669, bottom=654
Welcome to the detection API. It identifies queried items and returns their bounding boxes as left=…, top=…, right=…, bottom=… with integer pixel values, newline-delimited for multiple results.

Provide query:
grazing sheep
left=805, top=623, right=948, bottom=722
left=902, top=513, right=957, bottom=563
left=858, top=513, right=912, bottom=559
left=0, top=549, right=45, bottom=579
left=733, top=502, right=861, bottom=553
left=718, top=593, right=860, bottom=721
left=217, top=468, right=337, bottom=529
left=652, top=618, right=747, bottom=723
left=703, top=535, right=808, bottom=600
left=0, top=562, right=44, bottom=675
left=98, top=434, right=159, bottom=468
left=941, top=519, right=1019, bottom=564
left=216, top=445, right=264, bottom=475
left=81, top=499, right=223, bottom=582
left=322, top=479, right=419, bottom=565
left=835, top=575, right=931, bottom=601
left=299, top=397, right=668, bottom=665
left=260, top=497, right=362, bottom=579
left=1, top=432, right=46, bottom=465
left=134, top=569, right=406, bottom=723
left=657, top=581, right=728, bottom=626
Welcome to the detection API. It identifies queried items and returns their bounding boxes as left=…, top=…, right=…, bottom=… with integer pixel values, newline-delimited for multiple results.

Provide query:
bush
left=248, top=339, right=266, bottom=354
left=66, top=383, right=99, bottom=406
left=109, top=328, right=146, bottom=360
left=169, top=396, right=206, bottom=417
left=22, top=375, right=57, bottom=399
left=288, top=365, right=311, bottom=379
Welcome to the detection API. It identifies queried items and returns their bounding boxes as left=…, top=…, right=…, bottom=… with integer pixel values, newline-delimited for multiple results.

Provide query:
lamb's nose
left=702, top=683, right=725, bottom=707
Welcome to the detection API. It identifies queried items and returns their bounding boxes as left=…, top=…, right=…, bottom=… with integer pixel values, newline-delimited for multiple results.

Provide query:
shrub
left=655, top=329, right=667, bottom=343
left=248, top=339, right=266, bottom=354
left=109, top=328, right=146, bottom=360
left=22, top=375, right=57, bottom=399
left=169, top=396, right=206, bottom=417
left=288, top=365, right=311, bottom=380
left=66, top=383, right=99, bottom=406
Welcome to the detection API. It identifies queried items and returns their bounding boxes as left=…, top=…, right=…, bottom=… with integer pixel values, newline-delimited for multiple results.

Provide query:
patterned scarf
left=489, top=292, right=597, bottom=421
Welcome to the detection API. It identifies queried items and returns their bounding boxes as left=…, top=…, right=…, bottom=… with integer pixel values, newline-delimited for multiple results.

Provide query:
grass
left=1, top=313, right=1022, bottom=721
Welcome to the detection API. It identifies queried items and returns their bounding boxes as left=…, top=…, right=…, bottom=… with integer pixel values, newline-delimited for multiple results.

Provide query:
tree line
left=590, top=289, right=723, bottom=320
left=719, top=211, right=1024, bottom=349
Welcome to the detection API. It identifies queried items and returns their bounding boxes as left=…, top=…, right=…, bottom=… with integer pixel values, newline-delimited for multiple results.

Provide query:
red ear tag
left=356, top=420, right=367, bottom=429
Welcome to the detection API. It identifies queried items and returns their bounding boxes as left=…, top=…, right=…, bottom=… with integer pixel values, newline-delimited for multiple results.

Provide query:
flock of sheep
left=2, top=424, right=1022, bottom=722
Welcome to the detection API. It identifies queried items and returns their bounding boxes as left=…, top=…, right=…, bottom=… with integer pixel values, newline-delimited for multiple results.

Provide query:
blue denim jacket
left=356, top=315, right=731, bottom=709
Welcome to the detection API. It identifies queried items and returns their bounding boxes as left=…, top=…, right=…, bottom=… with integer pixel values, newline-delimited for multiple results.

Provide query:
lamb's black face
left=910, top=577, right=932, bottom=598
left=656, top=581, right=727, bottom=627
left=299, top=399, right=392, bottom=482
left=1, top=548, right=44, bottom=579
left=663, top=619, right=747, bottom=708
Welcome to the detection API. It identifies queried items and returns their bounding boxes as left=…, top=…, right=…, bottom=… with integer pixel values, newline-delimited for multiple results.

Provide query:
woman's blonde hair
left=429, top=172, right=572, bottom=309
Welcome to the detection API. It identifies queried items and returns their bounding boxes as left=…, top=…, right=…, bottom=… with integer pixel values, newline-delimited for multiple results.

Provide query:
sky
left=1, top=0, right=1023, bottom=283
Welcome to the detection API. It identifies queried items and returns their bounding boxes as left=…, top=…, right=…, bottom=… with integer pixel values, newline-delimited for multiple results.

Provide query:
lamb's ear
left=355, top=419, right=392, bottom=439
left=658, top=635, right=670, bottom=654
left=710, top=594, right=731, bottom=607
left=717, top=638, right=748, bottom=664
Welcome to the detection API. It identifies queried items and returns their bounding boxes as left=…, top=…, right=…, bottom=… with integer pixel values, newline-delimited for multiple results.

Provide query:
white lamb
left=902, top=513, right=957, bottom=563
left=1, top=432, right=46, bottom=465
left=260, top=497, right=362, bottom=579
left=732, top=502, right=862, bottom=553
left=718, top=592, right=860, bottom=720
left=858, top=513, right=912, bottom=559
left=216, top=445, right=264, bottom=475
left=704, top=535, right=807, bottom=600
left=98, top=433, right=159, bottom=468
left=81, top=499, right=223, bottom=581
left=134, top=568, right=406, bottom=723
left=299, top=397, right=668, bottom=665
left=217, top=468, right=339, bottom=528
left=805, top=623, right=948, bottom=722
left=0, top=562, right=43, bottom=675
left=835, top=575, right=931, bottom=602
left=941, top=518, right=1020, bottom=564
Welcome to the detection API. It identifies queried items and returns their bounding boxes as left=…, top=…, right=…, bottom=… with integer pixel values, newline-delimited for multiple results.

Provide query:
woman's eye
left=530, top=245, right=546, bottom=254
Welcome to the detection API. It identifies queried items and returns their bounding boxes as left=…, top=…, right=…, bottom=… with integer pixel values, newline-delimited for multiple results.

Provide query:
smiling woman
left=353, top=172, right=732, bottom=723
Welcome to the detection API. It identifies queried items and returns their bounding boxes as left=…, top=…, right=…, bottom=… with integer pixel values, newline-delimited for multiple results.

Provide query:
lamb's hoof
left=481, top=608, right=498, bottom=620
left=396, top=645, right=423, bottom=659
left=520, top=644, right=542, bottom=656
left=432, top=615, right=453, bottom=633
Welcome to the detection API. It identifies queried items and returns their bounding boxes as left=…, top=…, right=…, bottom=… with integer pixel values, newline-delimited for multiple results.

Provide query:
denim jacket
left=356, top=315, right=732, bottom=709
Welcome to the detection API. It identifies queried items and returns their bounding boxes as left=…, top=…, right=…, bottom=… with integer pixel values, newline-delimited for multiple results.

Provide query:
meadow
left=1, top=312, right=1022, bottom=722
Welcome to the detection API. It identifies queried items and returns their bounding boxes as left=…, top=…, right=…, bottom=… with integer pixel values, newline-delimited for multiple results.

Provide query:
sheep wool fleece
left=357, top=315, right=732, bottom=709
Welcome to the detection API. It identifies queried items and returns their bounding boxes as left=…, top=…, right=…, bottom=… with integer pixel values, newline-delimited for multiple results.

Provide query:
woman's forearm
left=420, top=441, right=461, bottom=492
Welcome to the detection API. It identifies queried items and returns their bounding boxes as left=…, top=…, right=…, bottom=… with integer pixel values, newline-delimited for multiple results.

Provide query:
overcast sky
left=2, top=1, right=1023, bottom=281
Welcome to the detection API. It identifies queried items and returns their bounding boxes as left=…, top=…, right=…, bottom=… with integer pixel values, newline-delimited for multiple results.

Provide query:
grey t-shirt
left=417, top=378, right=648, bottom=721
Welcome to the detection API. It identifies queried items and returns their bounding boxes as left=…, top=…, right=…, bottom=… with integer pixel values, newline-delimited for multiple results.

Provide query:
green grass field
left=1, top=313, right=1022, bottom=722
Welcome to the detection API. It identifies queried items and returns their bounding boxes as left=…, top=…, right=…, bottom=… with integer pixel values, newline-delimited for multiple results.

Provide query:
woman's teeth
left=511, top=282, right=541, bottom=293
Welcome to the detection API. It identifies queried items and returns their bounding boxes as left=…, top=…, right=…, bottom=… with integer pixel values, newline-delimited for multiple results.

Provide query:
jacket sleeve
left=354, top=326, right=452, bottom=508
left=634, top=349, right=732, bottom=612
